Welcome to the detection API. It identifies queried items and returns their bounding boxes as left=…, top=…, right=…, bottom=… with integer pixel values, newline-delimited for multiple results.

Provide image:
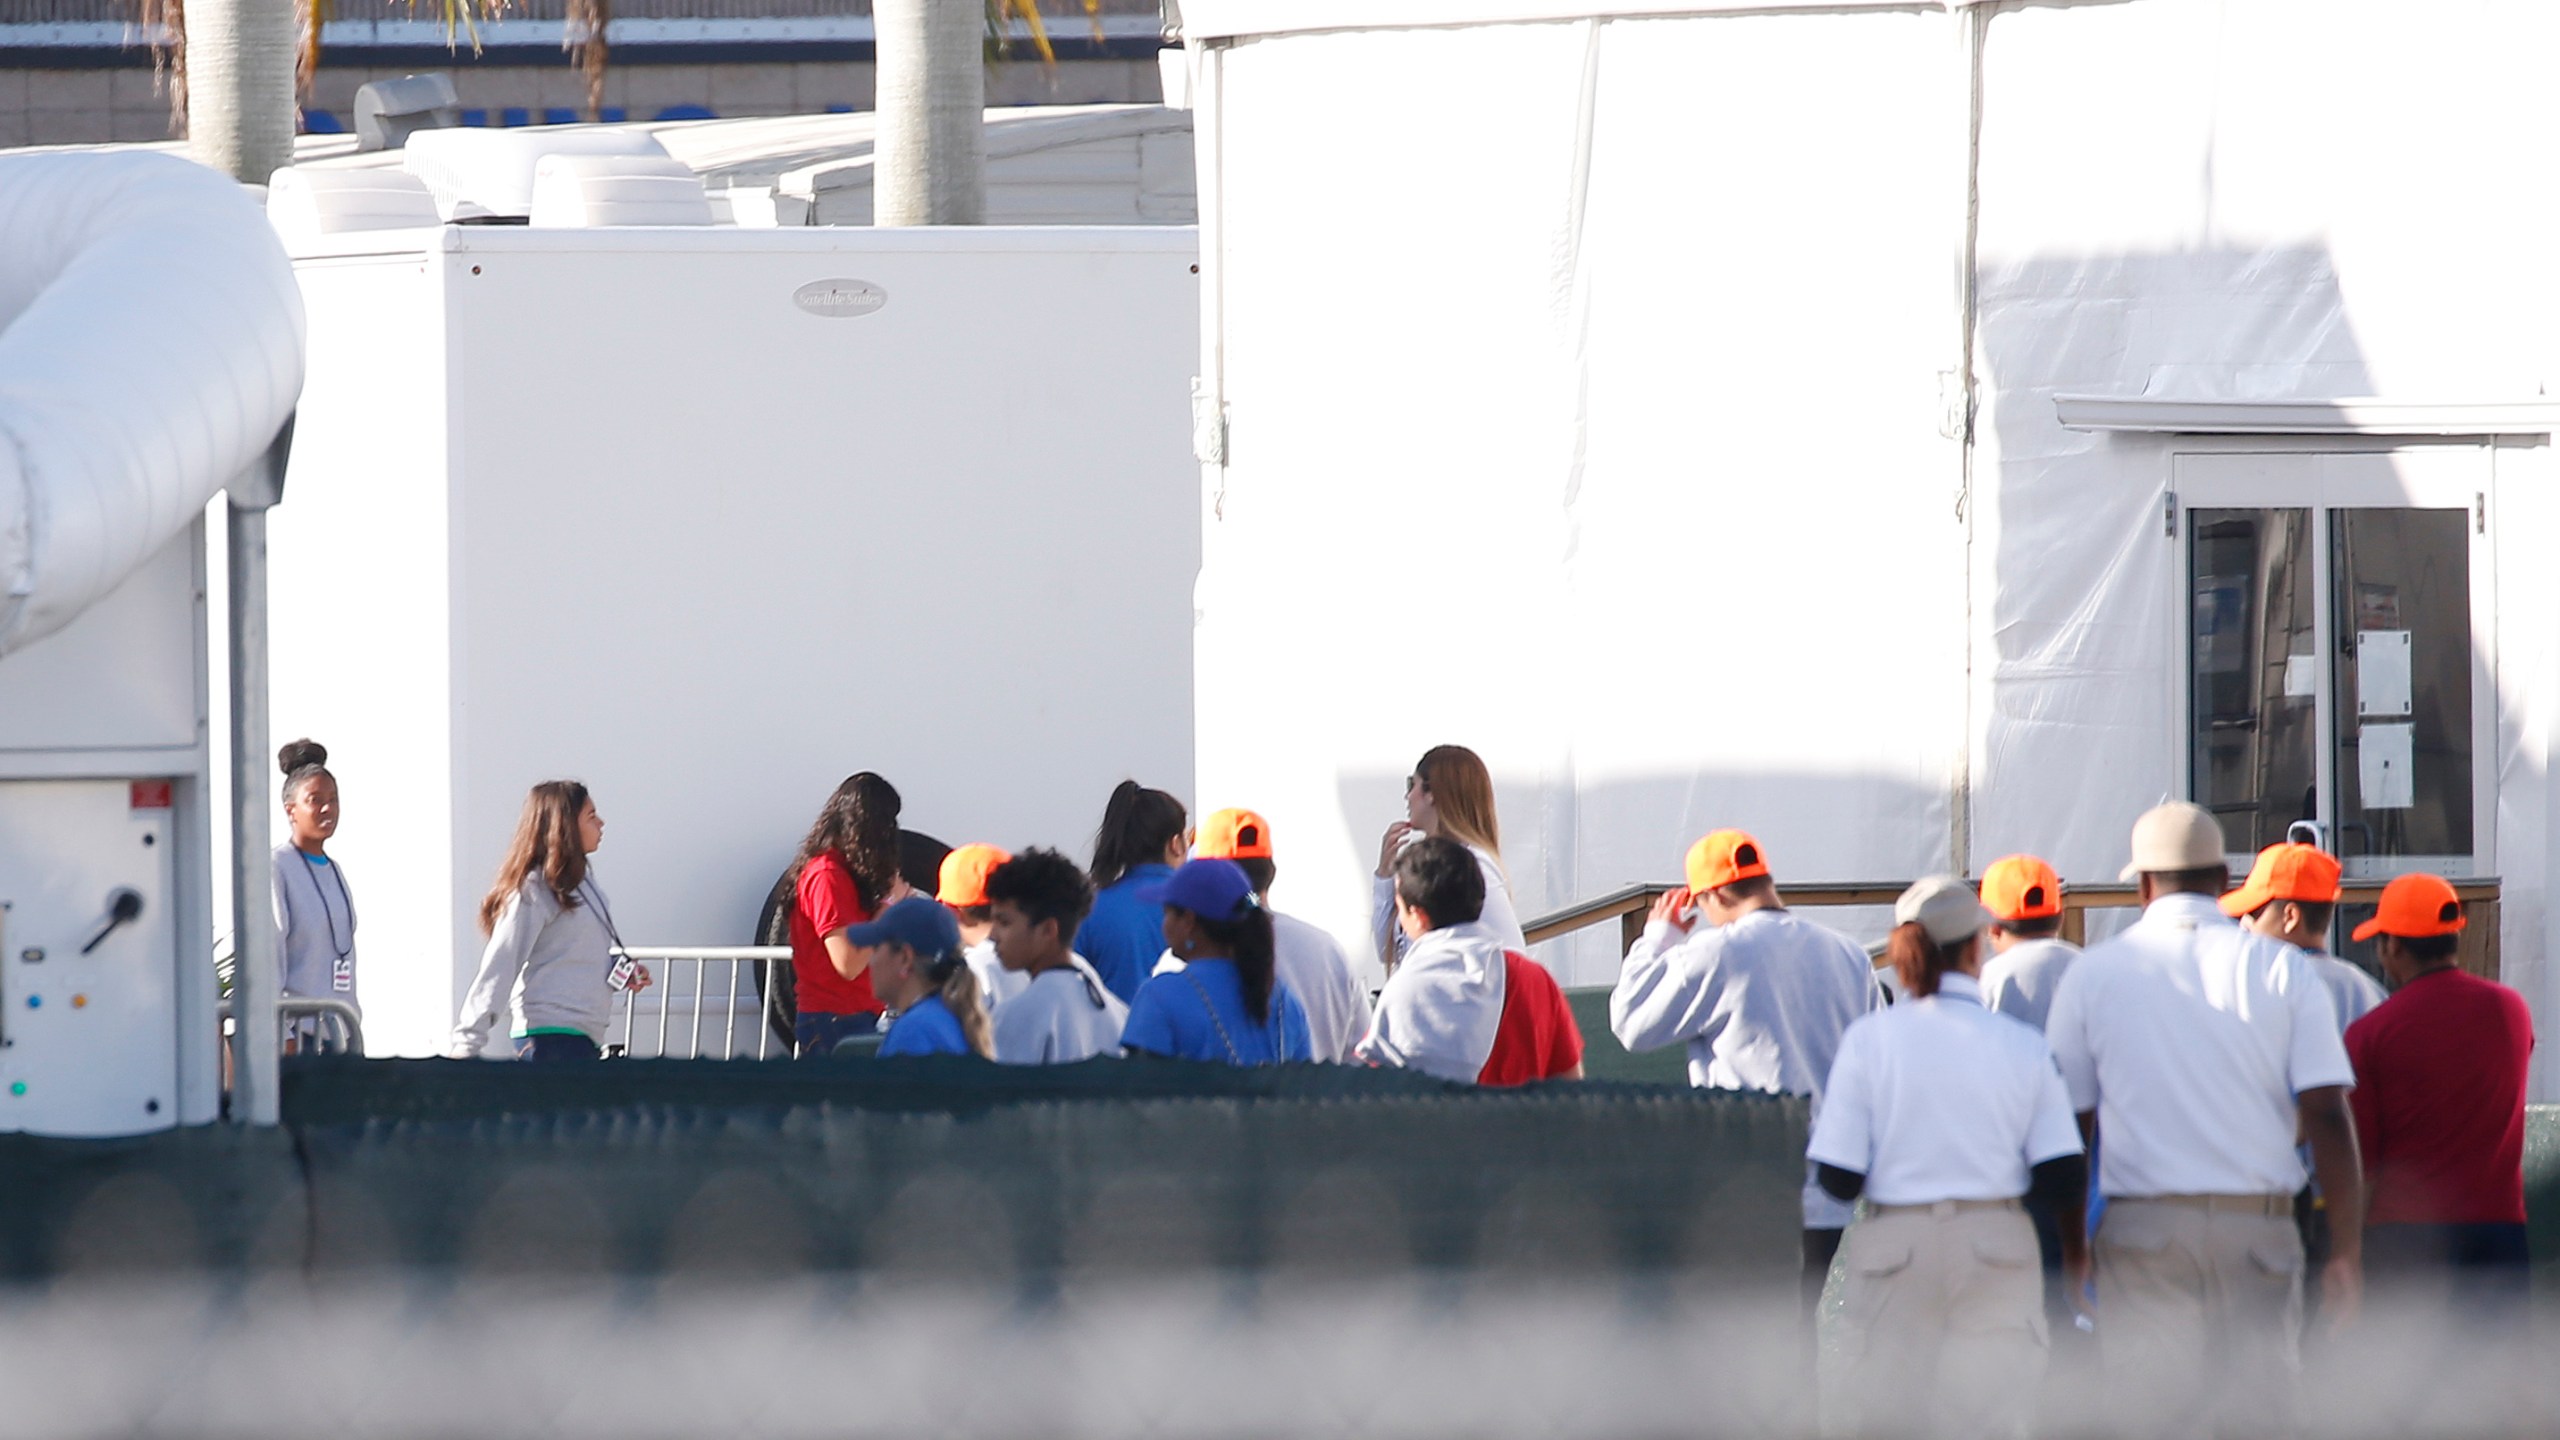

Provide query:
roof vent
left=529, top=154, right=715, bottom=227
left=265, top=167, right=442, bottom=241
left=354, top=73, right=460, bottom=152
left=401, top=128, right=675, bottom=222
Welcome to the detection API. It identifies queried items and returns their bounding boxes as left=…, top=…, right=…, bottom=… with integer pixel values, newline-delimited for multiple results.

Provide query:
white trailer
left=273, top=222, right=1200, bottom=1058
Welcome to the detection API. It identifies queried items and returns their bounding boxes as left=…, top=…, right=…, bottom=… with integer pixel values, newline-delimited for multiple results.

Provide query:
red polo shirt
left=2343, top=967, right=2534, bottom=1226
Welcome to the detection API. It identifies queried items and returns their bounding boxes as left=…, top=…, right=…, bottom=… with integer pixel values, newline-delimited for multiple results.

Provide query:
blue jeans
left=516, top=1032, right=601, bottom=1062
left=794, top=1010, right=880, bottom=1057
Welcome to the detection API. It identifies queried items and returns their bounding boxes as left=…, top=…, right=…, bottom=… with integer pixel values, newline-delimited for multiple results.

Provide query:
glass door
left=2177, top=449, right=2494, bottom=882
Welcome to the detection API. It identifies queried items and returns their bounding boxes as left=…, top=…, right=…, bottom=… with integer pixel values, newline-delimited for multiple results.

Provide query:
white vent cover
left=528, top=154, right=715, bottom=228
left=401, top=128, right=673, bottom=221
left=265, top=167, right=441, bottom=242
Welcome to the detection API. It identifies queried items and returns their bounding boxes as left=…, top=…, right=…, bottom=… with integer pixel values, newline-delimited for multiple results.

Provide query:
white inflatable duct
left=529, top=155, right=714, bottom=228
left=0, top=151, right=305, bottom=657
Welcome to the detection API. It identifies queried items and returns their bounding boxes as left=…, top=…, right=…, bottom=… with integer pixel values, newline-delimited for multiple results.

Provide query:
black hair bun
left=277, top=738, right=329, bottom=775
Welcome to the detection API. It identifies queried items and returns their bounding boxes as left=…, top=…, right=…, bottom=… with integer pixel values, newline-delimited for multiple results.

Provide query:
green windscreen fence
left=0, top=1057, right=1805, bottom=1285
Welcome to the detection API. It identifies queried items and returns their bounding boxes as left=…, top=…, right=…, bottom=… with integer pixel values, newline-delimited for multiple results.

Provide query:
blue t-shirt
left=877, top=994, right=971, bottom=1058
left=1079, top=864, right=1174, bottom=1003
left=1121, top=958, right=1313, bottom=1066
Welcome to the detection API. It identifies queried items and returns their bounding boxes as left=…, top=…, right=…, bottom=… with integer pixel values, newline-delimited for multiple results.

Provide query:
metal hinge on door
left=2164, top=491, right=2179, bottom=539
left=2478, top=492, right=2487, bottom=535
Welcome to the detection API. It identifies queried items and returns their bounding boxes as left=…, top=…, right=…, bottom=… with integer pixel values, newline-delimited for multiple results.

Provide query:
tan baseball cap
left=1896, top=874, right=1993, bottom=946
left=2120, top=802, right=2227, bottom=881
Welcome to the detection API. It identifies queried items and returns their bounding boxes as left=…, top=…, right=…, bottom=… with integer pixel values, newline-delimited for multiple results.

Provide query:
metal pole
left=873, top=0, right=984, bottom=225
left=227, top=425, right=289, bottom=1125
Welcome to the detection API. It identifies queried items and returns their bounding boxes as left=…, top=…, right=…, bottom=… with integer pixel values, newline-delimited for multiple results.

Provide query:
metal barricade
left=218, top=996, right=365, bottom=1055
left=608, top=947, right=790, bottom=1060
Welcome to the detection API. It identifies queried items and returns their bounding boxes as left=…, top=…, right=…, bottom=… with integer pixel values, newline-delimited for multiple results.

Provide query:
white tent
left=1176, top=0, right=2560, bottom=1087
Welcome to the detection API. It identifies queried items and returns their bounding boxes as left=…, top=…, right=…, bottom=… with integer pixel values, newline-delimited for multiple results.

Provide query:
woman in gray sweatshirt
left=450, top=780, right=651, bottom=1061
left=272, top=739, right=358, bottom=1050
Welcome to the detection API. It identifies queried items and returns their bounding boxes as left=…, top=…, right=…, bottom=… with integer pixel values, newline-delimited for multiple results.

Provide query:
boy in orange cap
left=1977, top=854, right=2075, bottom=1032
left=939, top=843, right=1026, bottom=1014
left=2224, top=843, right=2384, bottom=1033
left=1610, top=828, right=1880, bottom=1316
left=2343, top=874, right=2534, bottom=1317
left=1191, top=807, right=1372, bottom=1063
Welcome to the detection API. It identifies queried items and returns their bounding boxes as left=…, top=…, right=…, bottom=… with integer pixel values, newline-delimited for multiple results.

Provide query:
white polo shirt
left=2307, top=950, right=2386, bottom=1034
left=2045, top=892, right=2353, bottom=1198
left=1979, top=936, right=2078, bottom=1033
left=1611, top=905, right=1881, bottom=1227
left=1808, top=974, right=2082, bottom=1206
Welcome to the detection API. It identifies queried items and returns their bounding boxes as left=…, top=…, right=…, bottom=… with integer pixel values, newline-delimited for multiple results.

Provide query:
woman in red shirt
left=787, top=772, right=910, bottom=1055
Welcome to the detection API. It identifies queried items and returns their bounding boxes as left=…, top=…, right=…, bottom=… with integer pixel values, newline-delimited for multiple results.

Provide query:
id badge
left=332, top=956, right=354, bottom=993
left=607, top=955, right=639, bottom=993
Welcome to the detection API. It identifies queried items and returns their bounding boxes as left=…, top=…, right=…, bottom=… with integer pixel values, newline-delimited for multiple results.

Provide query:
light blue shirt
left=877, top=994, right=971, bottom=1058
left=1122, top=958, right=1312, bottom=1066
left=1079, top=863, right=1174, bottom=1003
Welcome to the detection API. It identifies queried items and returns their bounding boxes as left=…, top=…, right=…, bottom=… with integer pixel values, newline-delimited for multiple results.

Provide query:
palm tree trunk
left=874, top=0, right=984, bottom=225
left=185, top=0, right=295, bottom=184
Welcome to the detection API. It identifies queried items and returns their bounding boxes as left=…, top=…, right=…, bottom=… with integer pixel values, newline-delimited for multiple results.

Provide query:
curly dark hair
left=788, top=772, right=903, bottom=911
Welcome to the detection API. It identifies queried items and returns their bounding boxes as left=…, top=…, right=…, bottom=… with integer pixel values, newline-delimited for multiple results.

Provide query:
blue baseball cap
left=843, top=895, right=962, bottom=955
left=1142, top=857, right=1259, bottom=923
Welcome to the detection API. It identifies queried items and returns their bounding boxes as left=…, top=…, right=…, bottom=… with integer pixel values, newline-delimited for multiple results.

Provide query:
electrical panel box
left=0, top=527, right=213, bottom=1135
left=0, top=780, right=180, bottom=1134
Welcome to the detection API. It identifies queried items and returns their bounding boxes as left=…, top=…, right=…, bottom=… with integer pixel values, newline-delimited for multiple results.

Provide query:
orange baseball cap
left=2218, top=843, right=2343, bottom=919
left=1194, top=807, right=1274, bottom=860
left=1685, top=830, right=1771, bottom=893
left=1980, top=855, right=2064, bottom=922
left=936, top=843, right=1011, bottom=908
left=2351, top=873, right=2467, bottom=942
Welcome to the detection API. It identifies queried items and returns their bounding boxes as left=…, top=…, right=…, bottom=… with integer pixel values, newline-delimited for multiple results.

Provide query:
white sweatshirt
left=450, top=877, right=621, bottom=1056
left=1356, top=919, right=1509, bottom=1083
left=1370, top=842, right=1525, bottom=970
left=964, top=938, right=1029, bottom=1015
left=992, top=955, right=1128, bottom=1064
left=1273, top=912, right=1372, bottom=1063
left=271, top=842, right=358, bottom=1013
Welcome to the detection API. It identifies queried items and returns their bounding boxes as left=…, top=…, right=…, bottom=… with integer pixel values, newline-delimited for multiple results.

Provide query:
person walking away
left=1081, top=781, right=1189, bottom=1003
left=451, top=781, right=651, bottom=1061
left=1810, top=876, right=2087, bottom=1440
left=2228, top=843, right=2385, bottom=1030
left=858, top=896, right=993, bottom=1059
left=1192, top=807, right=1372, bottom=1063
left=1371, top=745, right=1525, bottom=971
left=2043, top=802, right=2361, bottom=1438
left=272, top=739, right=358, bottom=1052
left=986, top=848, right=1127, bottom=1064
left=939, top=843, right=1026, bottom=1015
left=1610, top=829, right=1880, bottom=1316
left=1121, top=859, right=1311, bottom=1066
left=1977, top=854, right=2076, bottom=1031
left=1974, top=854, right=2080, bottom=1332
left=786, top=773, right=909, bottom=1056
left=1359, top=836, right=1582, bottom=1084
left=2224, top=840, right=2383, bottom=1305
left=2344, top=873, right=2534, bottom=1324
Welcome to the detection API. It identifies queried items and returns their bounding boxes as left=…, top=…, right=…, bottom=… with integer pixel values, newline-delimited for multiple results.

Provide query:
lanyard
left=300, top=853, right=354, bottom=960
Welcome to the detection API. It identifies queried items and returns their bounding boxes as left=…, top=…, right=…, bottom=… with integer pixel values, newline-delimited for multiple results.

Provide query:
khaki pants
left=2095, top=1196, right=2302, bottom=1439
left=1837, top=1200, right=2045, bottom=1439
